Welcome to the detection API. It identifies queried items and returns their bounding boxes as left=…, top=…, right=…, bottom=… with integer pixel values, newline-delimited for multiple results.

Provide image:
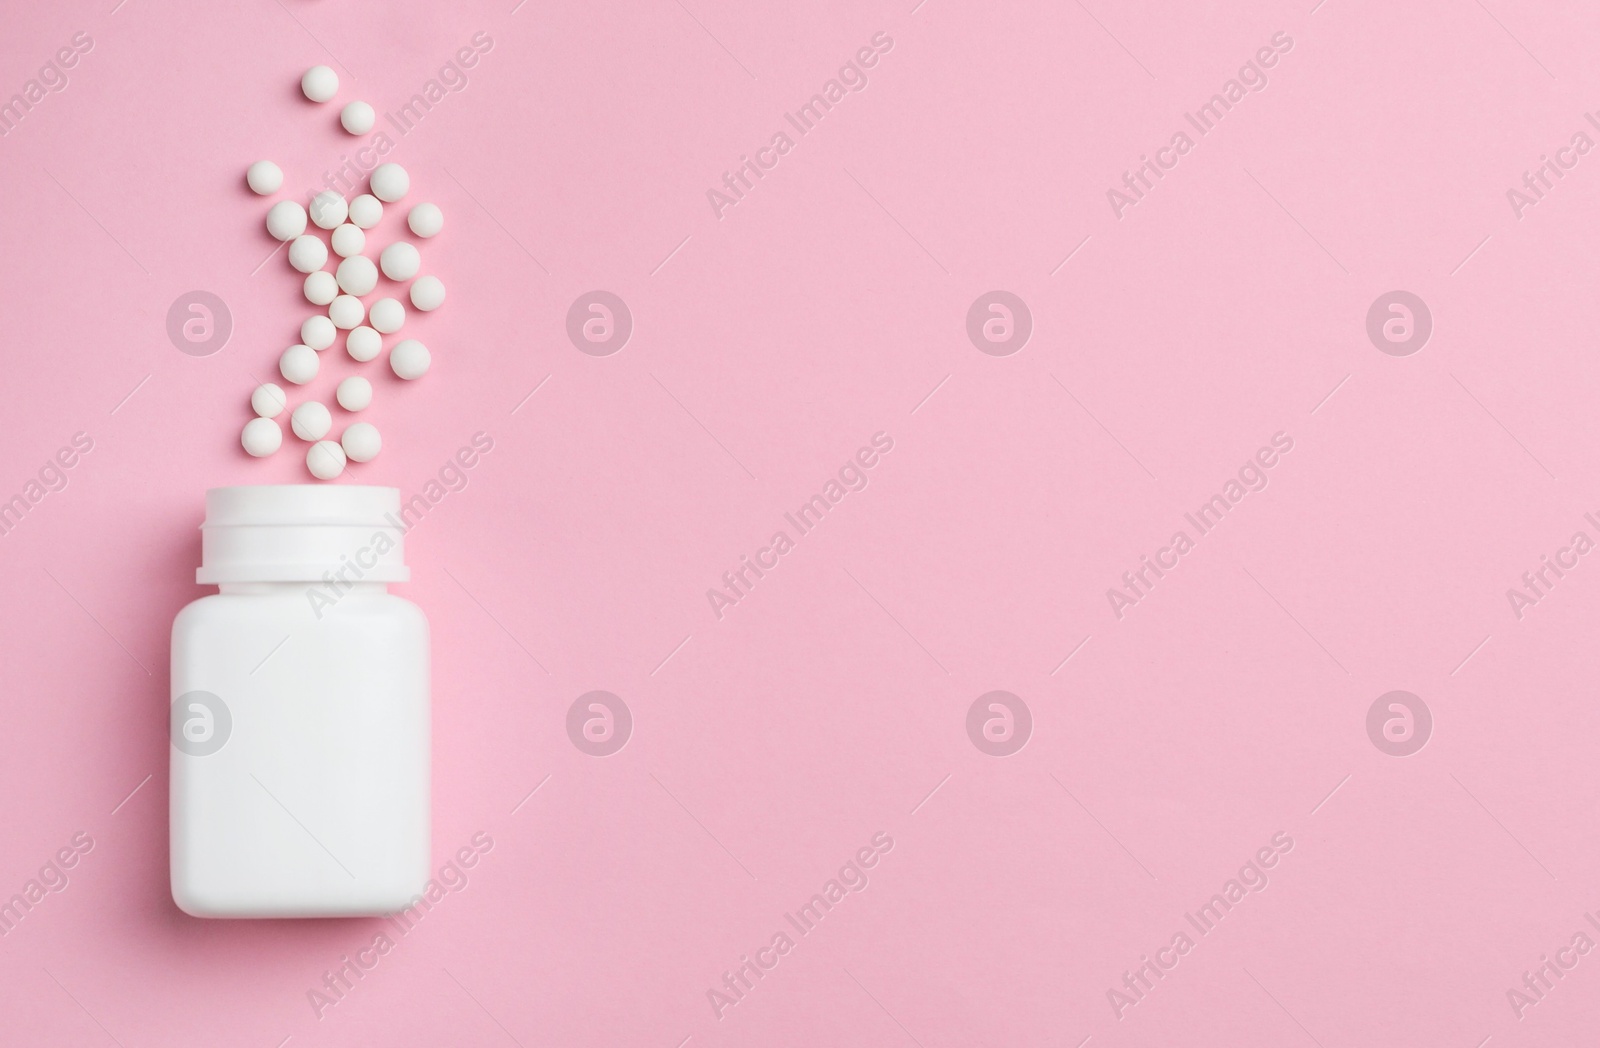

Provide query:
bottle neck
left=218, top=581, right=390, bottom=596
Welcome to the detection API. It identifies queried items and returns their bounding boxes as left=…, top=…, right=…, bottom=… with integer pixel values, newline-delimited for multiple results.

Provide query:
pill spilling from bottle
left=237, top=66, right=448, bottom=480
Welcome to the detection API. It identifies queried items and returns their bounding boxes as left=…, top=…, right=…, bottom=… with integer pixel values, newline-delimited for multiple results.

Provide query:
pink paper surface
left=2, top=0, right=1598, bottom=1044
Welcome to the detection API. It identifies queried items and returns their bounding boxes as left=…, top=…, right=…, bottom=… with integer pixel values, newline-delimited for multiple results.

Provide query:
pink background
left=2, top=0, right=1599, bottom=1043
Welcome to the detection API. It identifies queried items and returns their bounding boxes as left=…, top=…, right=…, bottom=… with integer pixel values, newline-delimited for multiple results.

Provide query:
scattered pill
left=279, top=344, right=319, bottom=384
left=346, top=325, right=382, bottom=362
left=301, top=314, right=337, bottom=351
left=247, top=161, right=283, bottom=195
left=251, top=382, right=288, bottom=419
left=328, top=294, right=365, bottom=330
left=291, top=401, right=333, bottom=441
left=370, top=163, right=409, bottom=202
left=336, top=255, right=379, bottom=296
left=340, top=101, right=375, bottom=135
left=341, top=422, right=382, bottom=462
left=266, top=200, right=307, bottom=241
left=408, top=203, right=443, bottom=238
left=288, top=233, right=328, bottom=274
left=303, top=270, right=338, bottom=305
left=380, top=242, right=421, bottom=281
left=301, top=65, right=339, bottom=103
left=348, top=194, right=383, bottom=229
left=410, top=275, right=445, bottom=311
left=330, top=223, right=365, bottom=258
left=336, top=376, right=373, bottom=411
left=389, top=339, right=431, bottom=379
left=309, top=190, right=348, bottom=230
left=306, top=440, right=346, bottom=480
left=242, top=417, right=283, bottom=457
left=368, top=297, right=405, bottom=334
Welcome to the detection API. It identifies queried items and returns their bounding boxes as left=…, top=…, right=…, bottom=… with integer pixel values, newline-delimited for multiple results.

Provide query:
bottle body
left=170, top=486, right=429, bottom=918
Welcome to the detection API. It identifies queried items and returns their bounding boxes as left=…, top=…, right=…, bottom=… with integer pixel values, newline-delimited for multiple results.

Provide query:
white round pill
left=336, top=376, right=373, bottom=411
left=328, top=294, right=365, bottom=330
left=346, top=325, right=382, bottom=362
left=288, top=234, right=328, bottom=274
left=279, top=344, right=319, bottom=385
left=370, top=163, right=409, bottom=202
left=247, top=161, right=283, bottom=195
left=341, top=422, right=382, bottom=463
left=251, top=382, right=288, bottom=419
left=301, top=65, right=339, bottom=103
left=291, top=401, right=333, bottom=441
left=348, top=194, right=383, bottom=229
left=309, top=190, right=348, bottom=231
left=330, top=223, right=365, bottom=258
left=368, top=297, right=405, bottom=334
left=266, top=199, right=307, bottom=241
left=389, top=339, right=431, bottom=380
left=340, top=101, right=374, bottom=135
left=380, top=241, right=421, bottom=281
left=242, top=417, right=282, bottom=457
left=336, top=255, right=379, bottom=296
left=408, top=203, right=443, bottom=238
left=303, top=270, right=338, bottom=305
left=307, top=440, right=347, bottom=480
left=409, top=275, right=445, bottom=311
left=301, top=314, right=337, bottom=351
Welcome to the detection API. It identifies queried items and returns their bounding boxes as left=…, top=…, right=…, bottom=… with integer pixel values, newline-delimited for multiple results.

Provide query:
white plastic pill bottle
left=170, top=485, right=429, bottom=918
